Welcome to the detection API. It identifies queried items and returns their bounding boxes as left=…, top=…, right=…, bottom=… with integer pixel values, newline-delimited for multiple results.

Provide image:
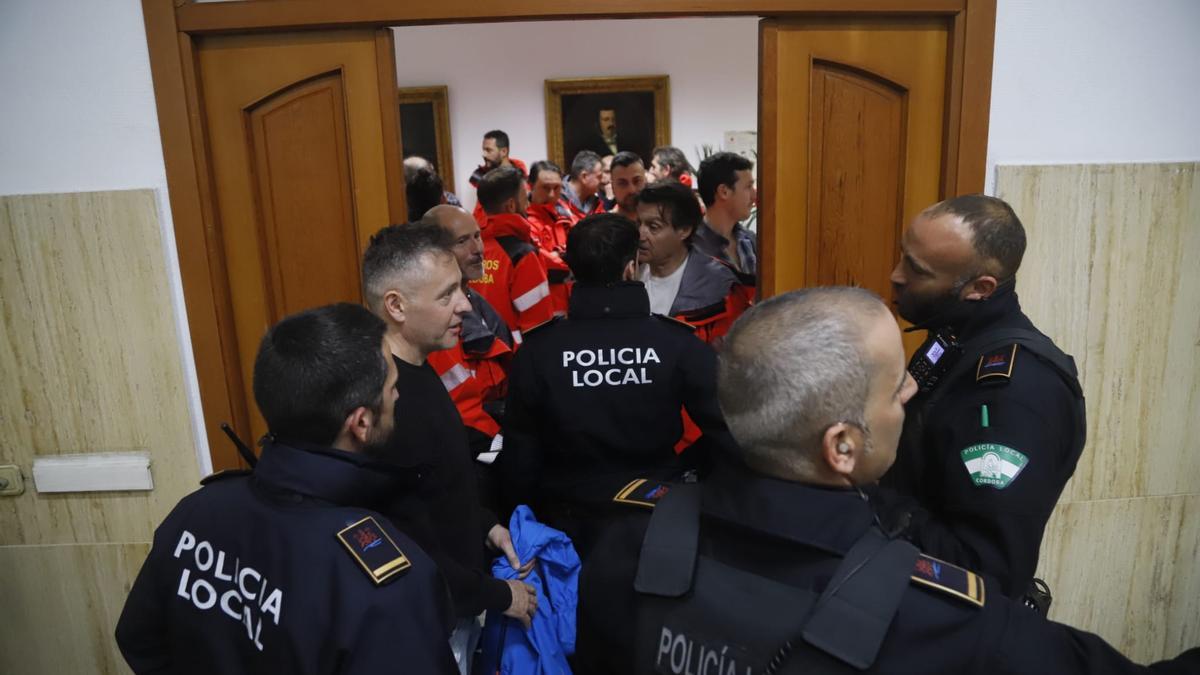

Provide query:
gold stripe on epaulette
left=910, top=571, right=986, bottom=608
left=336, top=516, right=411, bottom=585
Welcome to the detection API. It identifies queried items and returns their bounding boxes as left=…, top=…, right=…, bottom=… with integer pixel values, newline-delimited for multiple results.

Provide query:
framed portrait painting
left=397, top=85, right=456, bottom=192
left=544, top=75, right=670, bottom=171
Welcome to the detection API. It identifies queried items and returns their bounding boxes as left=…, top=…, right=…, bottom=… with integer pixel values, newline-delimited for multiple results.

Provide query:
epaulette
left=976, top=344, right=1018, bottom=385
left=199, top=468, right=251, bottom=486
left=336, top=516, right=411, bottom=585
left=523, top=315, right=563, bottom=337
left=613, top=478, right=672, bottom=510
left=910, top=553, right=985, bottom=608
left=652, top=313, right=697, bottom=332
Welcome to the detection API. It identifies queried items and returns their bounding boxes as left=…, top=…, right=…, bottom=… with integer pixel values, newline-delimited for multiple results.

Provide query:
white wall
left=392, top=18, right=760, bottom=210
left=986, top=0, right=1200, bottom=191
left=0, top=0, right=211, bottom=475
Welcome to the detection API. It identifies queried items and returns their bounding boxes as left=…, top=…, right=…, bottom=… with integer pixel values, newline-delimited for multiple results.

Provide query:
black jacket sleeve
left=905, top=376, right=1079, bottom=597
left=497, top=344, right=545, bottom=512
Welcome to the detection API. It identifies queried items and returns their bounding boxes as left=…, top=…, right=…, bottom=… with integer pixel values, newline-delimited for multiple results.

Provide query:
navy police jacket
left=577, top=460, right=1200, bottom=674
left=115, top=441, right=456, bottom=674
left=498, top=281, right=730, bottom=512
left=882, top=284, right=1087, bottom=598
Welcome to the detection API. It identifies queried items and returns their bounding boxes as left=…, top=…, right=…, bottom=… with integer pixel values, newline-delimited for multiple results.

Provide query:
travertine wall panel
left=0, top=543, right=146, bottom=674
left=998, top=163, right=1199, bottom=662
left=0, top=190, right=200, bottom=546
left=0, top=190, right=199, bottom=674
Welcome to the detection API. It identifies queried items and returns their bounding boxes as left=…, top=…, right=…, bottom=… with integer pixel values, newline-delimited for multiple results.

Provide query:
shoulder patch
left=613, top=478, right=672, bottom=510
left=199, top=468, right=251, bottom=486
left=910, top=553, right=986, bottom=608
left=652, top=313, right=697, bottom=332
left=523, top=315, right=563, bottom=337
left=976, top=344, right=1018, bottom=384
left=336, top=516, right=411, bottom=585
left=960, top=443, right=1029, bottom=489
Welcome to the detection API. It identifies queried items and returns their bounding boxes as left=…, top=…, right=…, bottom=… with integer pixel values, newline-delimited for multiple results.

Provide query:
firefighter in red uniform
left=635, top=181, right=752, bottom=346
left=562, top=150, right=607, bottom=221
left=470, top=166, right=555, bottom=346
left=526, top=160, right=575, bottom=315
left=469, top=130, right=527, bottom=226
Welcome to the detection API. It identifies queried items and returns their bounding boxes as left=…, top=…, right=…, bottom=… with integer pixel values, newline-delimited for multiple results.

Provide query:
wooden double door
left=189, top=18, right=973, bottom=468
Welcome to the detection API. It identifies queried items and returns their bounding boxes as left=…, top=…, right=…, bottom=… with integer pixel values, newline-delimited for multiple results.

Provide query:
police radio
left=908, top=330, right=960, bottom=394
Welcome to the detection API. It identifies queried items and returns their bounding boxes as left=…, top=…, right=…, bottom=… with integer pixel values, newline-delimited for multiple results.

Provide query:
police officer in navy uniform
left=879, top=194, right=1086, bottom=602
left=115, top=303, right=457, bottom=674
left=498, top=213, right=730, bottom=557
left=577, top=287, right=1199, bottom=674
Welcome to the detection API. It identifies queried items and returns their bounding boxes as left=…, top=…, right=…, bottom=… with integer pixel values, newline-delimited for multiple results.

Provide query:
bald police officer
left=578, top=287, right=1199, bottom=674
left=881, top=195, right=1086, bottom=601
left=116, top=303, right=456, bottom=673
left=498, top=213, right=730, bottom=557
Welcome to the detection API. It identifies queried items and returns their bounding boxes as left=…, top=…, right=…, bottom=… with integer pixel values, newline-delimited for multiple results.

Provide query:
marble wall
left=0, top=190, right=199, bottom=673
left=997, top=162, right=1200, bottom=662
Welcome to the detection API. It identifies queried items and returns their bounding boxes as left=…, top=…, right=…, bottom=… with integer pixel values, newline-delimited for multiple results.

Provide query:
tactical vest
left=633, top=485, right=920, bottom=674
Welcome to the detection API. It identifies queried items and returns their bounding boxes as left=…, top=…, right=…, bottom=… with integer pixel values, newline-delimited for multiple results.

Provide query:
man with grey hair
left=576, top=287, right=1199, bottom=675
left=881, top=194, right=1086, bottom=604
left=361, top=220, right=536, bottom=672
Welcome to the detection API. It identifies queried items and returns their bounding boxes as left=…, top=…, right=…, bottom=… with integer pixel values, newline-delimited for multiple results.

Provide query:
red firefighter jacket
left=469, top=213, right=555, bottom=346
left=426, top=289, right=514, bottom=446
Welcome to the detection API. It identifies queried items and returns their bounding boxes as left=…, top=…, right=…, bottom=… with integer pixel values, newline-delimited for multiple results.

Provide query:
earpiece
left=837, top=442, right=851, bottom=455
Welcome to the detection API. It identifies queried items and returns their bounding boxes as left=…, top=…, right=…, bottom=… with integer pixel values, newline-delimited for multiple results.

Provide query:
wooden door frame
left=142, top=0, right=996, bottom=470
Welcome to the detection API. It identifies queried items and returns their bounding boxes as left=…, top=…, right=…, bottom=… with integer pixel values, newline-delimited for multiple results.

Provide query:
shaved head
left=719, top=287, right=892, bottom=480
left=426, top=205, right=485, bottom=281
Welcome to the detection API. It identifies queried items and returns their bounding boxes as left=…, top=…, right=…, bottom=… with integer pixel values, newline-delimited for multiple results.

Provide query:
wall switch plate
left=0, top=465, right=25, bottom=496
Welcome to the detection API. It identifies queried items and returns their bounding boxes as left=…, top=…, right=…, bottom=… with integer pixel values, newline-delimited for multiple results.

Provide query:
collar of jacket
left=461, top=288, right=513, bottom=355
left=702, top=459, right=876, bottom=557
left=696, top=219, right=749, bottom=249
left=568, top=281, right=650, bottom=319
left=252, top=440, right=420, bottom=509
left=483, top=212, right=537, bottom=243
left=526, top=201, right=571, bottom=225
left=669, top=247, right=739, bottom=315
left=919, top=281, right=1023, bottom=340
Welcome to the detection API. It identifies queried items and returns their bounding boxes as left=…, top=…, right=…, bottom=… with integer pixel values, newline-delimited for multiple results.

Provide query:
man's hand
left=487, top=525, right=534, bottom=579
left=503, top=579, right=538, bottom=629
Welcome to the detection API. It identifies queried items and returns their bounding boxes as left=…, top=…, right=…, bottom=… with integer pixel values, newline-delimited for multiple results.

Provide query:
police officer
left=577, top=287, right=1199, bottom=674
left=498, top=213, right=730, bottom=557
left=115, top=303, right=456, bottom=673
left=879, top=194, right=1086, bottom=601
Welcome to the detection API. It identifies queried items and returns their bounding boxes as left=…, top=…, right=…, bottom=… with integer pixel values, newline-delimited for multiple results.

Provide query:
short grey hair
left=361, top=218, right=454, bottom=312
left=718, top=287, right=886, bottom=479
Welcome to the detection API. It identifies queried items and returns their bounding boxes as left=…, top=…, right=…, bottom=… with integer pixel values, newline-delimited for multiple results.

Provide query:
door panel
left=760, top=18, right=948, bottom=354
left=197, top=29, right=400, bottom=446
left=246, top=70, right=360, bottom=320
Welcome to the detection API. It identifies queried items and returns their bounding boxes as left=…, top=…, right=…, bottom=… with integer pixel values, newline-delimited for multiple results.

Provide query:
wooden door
left=759, top=18, right=949, bottom=353
left=196, top=28, right=404, bottom=447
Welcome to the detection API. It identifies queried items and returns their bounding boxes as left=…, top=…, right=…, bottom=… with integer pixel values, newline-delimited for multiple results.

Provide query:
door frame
left=142, top=0, right=996, bottom=470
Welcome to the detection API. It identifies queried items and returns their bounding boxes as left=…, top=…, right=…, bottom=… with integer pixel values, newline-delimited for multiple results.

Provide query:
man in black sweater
left=362, top=220, right=536, bottom=669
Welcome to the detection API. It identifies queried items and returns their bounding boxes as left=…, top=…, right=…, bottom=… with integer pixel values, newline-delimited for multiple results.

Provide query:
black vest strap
left=634, top=483, right=701, bottom=597
left=801, top=529, right=920, bottom=669
left=633, top=483, right=919, bottom=671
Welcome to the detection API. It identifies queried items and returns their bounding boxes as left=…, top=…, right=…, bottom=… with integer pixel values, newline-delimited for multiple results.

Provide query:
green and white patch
left=960, top=443, right=1028, bottom=489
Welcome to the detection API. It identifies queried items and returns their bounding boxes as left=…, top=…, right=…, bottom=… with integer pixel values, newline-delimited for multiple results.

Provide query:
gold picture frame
left=544, top=75, right=670, bottom=171
left=396, top=85, right=455, bottom=192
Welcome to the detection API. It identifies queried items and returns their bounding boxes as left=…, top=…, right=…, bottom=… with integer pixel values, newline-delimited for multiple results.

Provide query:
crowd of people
left=113, top=130, right=1199, bottom=674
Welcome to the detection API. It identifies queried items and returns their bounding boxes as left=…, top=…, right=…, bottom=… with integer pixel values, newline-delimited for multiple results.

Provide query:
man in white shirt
left=636, top=182, right=751, bottom=344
